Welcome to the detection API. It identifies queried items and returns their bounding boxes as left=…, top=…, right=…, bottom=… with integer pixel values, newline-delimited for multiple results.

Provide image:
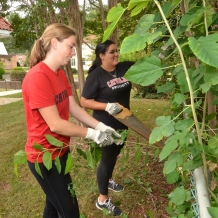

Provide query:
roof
left=0, top=17, right=12, bottom=31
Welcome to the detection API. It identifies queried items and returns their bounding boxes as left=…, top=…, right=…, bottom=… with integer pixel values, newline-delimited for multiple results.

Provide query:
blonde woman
left=22, top=23, right=120, bottom=218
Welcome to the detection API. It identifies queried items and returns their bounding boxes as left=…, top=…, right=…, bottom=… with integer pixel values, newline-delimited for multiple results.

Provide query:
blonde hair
left=29, top=23, right=77, bottom=68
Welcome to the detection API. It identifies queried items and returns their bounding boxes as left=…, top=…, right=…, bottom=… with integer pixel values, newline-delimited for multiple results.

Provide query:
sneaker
left=96, top=197, right=122, bottom=216
left=108, top=179, right=124, bottom=192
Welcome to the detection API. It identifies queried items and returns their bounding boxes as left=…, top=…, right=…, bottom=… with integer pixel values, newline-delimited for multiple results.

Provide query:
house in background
left=0, top=17, right=27, bottom=70
left=0, top=53, right=27, bottom=70
left=71, top=35, right=97, bottom=71
left=0, top=16, right=12, bottom=55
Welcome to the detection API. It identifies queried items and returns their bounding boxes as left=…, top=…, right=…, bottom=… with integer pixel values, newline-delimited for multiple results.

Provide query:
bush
left=132, top=83, right=168, bottom=99
left=72, top=68, right=77, bottom=74
left=10, top=67, right=26, bottom=80
left=0, top=67, right=6, bottom=79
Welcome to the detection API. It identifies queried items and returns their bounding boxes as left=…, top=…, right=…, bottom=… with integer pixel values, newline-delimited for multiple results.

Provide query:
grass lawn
left=0, top=92, right=173, bottom=218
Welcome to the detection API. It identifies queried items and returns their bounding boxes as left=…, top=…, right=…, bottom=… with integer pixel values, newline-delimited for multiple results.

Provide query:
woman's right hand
left=105, top=103, right=123, bottom=115
left=85, top=128, right=114, bottom=147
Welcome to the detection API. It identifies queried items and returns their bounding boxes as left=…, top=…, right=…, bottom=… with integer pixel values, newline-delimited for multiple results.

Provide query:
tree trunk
left=69, top=0, right=85, bottom=96
left=98, top=0, right=106, bottom=30
left=108, top=0, right=118, bottom=44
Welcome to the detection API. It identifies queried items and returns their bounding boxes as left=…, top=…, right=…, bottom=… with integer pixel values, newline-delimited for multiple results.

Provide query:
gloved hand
left=105, top=103, right=123, bottom=115
left=85, top=128, right=114, bottom=147
left=114, top=139, right=124, bottom=145
left=95, top=122, right=121, bottom=138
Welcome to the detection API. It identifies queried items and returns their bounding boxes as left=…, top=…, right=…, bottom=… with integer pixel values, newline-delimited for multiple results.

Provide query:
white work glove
left=85, top=128, right=114, bottom=147
left=114, top=139, right=124, bottom=145
left=105, top=103, right=123, bottom=115
left=95, top=122, right=121, bottom=138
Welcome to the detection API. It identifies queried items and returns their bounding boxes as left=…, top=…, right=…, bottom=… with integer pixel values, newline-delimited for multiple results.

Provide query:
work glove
left=85, top=128, right=114, bottom=147
left=105, top=103, right=123, bottom=115
left=95, top=122, right=121, bottom=138
left=113, top=139, right=124, bottom=145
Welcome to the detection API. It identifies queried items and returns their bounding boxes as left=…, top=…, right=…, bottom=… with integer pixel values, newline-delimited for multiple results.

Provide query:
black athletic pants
left=97, top=142, right=124, bottom=195
left=28, top=149, right=80, bottom=218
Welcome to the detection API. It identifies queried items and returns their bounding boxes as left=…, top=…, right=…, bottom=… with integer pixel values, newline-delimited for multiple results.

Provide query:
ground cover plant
left=1, top=93, right=173, bottom=217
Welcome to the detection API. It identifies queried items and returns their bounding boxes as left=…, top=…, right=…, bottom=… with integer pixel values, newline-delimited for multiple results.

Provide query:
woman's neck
left=100, top=65, right=116, bottom=72
left=43, top=59, right=59, bottom=73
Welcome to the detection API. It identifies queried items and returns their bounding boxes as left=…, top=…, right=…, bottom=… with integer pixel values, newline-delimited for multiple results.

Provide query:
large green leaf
left=208, top=135, right=218, bottom=149
left=154, top=0, right=182, bottom=21
left=163, top=159, right=177, bottom=174
left=130, top=1, right=149, bottom=17
left=159, top=135, right=185, bottom=162
left=175, top=119, right=194, bottom=131
left=159, top=140, right=178, bottom=161
left=134, top=14, right=155, bottom=36
left=120, top=34, right=147, bottom=54
left=32, top=142, right=44, bottom=151
left=120, top=31, right=162, bottom=55
left=188, top=34, right=218, bottom=68
left=91, top=147, right=102, bottom=165
left=13, top=150, right=27, bottom=165
left=124, top=55, right=163, bottom=86
left=182, top=159, right=202, bottom=171
left=128, top=0, right=149, bottom=10
left=103, top=3, right=126, bottom=42
left=166, top=171, right=180, bottom=184
left=168, top=186, right=189, bottom=205
left=207, top=207, right=218, bottom=218
left=76, top=148, right=87, bottom=160
left=168, top=152, right=184, bottom=166
left=42, top=151, right=52, bottom=171
left=172, top=93, right=185, bottom=105
left=157, top=81, right=175, bottom=94
left=64, top=153, right=74, bottom=174
left=54, top=156, right=61, bottom=174
left=35, top=161, right=43, bottom=178
left=180, top=7, right=205, bottom=30
left=45, top=135, right=63, bottom=147
left=86, top=149, right=96, bottom=169
left=150, top=116, right=175, bottom=144
left=199, top=66, right=218, bottom=93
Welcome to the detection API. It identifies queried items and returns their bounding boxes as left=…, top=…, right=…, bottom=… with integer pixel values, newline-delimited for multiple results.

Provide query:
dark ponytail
left=88, top=40, right=115, bottom=74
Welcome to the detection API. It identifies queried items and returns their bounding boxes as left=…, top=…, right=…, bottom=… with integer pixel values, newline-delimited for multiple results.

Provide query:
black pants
left=28, top=149, right=80, bottom=218
left=97, top=142, right=124, bottom=195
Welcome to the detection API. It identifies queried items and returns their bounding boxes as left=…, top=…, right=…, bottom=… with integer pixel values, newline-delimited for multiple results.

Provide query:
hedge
left=10, top=67, right=26, bottom=80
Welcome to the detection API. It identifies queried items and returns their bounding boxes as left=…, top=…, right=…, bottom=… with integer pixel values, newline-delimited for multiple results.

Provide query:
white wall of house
left=71, top=43, right=94, bottom=71
left=0, top=42, right=8, bottom=55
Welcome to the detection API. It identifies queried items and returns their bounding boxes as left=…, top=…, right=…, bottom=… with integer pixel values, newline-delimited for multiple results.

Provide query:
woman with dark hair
left=22, top=24, right=121, bottom=218
left=80, top=40, right=134, bottom=216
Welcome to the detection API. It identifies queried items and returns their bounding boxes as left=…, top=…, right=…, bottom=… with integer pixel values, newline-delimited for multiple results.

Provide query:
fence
left=0, top=79, right=79, bottom=91
left=0, top=79, right=22, bottom=90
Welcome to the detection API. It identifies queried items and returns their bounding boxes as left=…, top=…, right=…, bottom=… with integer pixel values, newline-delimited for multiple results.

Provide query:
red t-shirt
left=22, top=62, right=73, bottom=163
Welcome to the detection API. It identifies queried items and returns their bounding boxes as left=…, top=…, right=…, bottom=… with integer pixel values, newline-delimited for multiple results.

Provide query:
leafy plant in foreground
left=13, top=130, right=129, bottom=178
left=103, top=0, right=218, bottom=217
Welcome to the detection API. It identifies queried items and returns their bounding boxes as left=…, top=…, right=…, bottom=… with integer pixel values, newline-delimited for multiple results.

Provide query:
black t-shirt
left=82, top=61, right=134, bottom=130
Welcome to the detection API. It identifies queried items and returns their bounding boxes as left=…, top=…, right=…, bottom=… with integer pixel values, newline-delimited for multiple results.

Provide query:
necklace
left=110, top=68, right=117, bottom=78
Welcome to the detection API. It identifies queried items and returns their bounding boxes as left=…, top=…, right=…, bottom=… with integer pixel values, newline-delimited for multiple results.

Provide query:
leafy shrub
left=0, top=67, right=6, bottom=79
left=72, top=68, right=77, bottom=74
left=132, top=83, right=168, bottom=99
left=10, top=67, right=26, bottom=80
